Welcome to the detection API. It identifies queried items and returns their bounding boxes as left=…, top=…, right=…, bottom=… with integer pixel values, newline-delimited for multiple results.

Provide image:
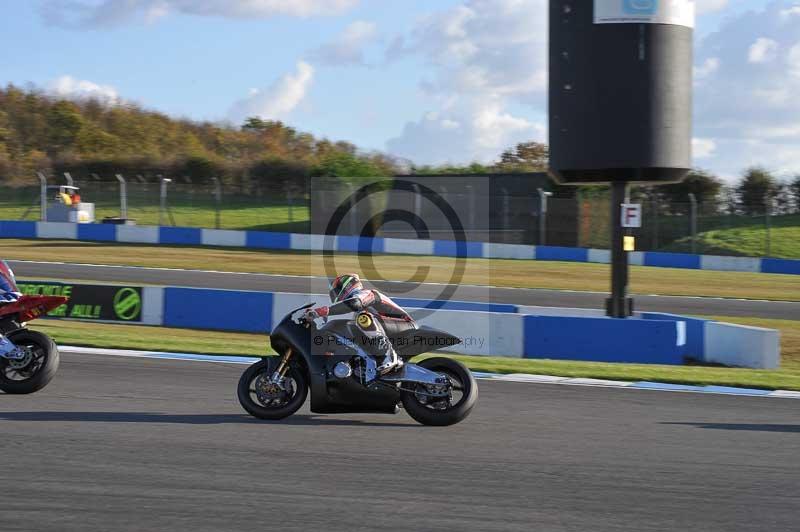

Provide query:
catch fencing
left=1, top=174, right=796, bottom=257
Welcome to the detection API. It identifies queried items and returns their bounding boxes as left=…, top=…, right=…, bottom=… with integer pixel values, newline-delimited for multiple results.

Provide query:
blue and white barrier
left=39, top=281, right=778, bottom=369
left=3, top=220, right=800, bottom=276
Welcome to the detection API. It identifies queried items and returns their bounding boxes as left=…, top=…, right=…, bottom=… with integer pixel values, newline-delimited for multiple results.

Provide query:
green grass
left=0, top=195, right=310, bottom=233
left=2, top=239, right=798, bottom=301
left=665, top=213, right=800, bottom=259
left=29, top=315, right=800, bottom=391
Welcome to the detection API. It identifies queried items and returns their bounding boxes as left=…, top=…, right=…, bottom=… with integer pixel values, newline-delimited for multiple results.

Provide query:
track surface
left=10, top=260, right=800, bottom=319
left=2, top=352, right=799, bottom=532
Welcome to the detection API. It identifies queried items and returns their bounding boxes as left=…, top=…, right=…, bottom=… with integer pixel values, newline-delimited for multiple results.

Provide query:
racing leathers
left=0, top=261, right=21, bottom=358
left=307, top=288, right=417, bottom=375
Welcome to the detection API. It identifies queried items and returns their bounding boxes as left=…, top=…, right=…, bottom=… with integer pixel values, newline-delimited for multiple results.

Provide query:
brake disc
left=7, top=347, right=33, bottom=370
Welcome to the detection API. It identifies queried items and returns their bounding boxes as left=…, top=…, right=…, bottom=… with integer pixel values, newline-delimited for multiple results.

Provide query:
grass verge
left=2, top=239, right=799, bottom=301
left=31, top=316, right=800, bottom=391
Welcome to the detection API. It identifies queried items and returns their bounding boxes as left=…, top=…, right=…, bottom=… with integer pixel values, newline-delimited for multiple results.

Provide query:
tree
left=311, top=152, right=385, bottom=180
left=657, top=169, right=723, bottom=212
left=737, top=167, right=779, bottom=215
left=789, top=175, right=800, bottom=213
left=494, top=141, right=548, bottom=172
left=47, top=100, right=85, bottom=154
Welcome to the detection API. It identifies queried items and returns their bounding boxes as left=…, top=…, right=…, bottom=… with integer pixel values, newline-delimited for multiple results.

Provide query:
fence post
left=115, top=174, right=128, bottom=219
left=159, top=177, right=172, bottom=226
left=688, top=193, right=698, bottom=254
left=467, top=185, right=476, bottom=231
left=36, top=172, right=47, bottom=222
left=651, top=198, right=660, bottom=250
left=348, top=182, right=357, bottom=236
left=211, top=177, right=222, bottom=229
left=765, top=196, right=772, bottom=257
left=538, top=188, right=552, bottom=246
left=501, top=187, right=510, bottom=232
left=287, top=183, right=294, bottom=225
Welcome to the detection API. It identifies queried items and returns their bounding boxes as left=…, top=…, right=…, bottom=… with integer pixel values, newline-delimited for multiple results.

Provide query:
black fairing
left=268, top=308, right=461, bottom=415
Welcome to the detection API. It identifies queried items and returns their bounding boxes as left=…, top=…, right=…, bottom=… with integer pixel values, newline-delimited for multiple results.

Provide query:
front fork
left=270, top=348, right=293, bottom=383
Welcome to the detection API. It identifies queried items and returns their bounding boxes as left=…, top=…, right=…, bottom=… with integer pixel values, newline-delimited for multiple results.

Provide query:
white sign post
left=621, top=204, right=642, bottom=228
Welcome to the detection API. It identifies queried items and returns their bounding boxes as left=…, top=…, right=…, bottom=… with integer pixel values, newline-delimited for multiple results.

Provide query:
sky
left=0, top=0, right=797, bottom=179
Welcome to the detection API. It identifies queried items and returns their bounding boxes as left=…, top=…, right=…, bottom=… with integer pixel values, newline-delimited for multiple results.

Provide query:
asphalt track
left=9, top=260, right=800, bottom=319
left=2, top=351, right=799, bottom=532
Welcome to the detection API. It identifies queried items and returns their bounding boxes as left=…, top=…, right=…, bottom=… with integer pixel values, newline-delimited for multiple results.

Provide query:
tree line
left=0, top=85, right=398, bottom=193
left=1, top=84, right=797, bottom=215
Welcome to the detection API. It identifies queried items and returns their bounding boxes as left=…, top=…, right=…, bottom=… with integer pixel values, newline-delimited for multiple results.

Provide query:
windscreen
left=0, top=261, right=20, bottom=293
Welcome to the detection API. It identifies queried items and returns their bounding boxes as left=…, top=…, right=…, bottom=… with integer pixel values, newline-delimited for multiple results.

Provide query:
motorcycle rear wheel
left=237, top=358, right=308, bottom=420
left=0, top=329, right=59, bottom=395
left=401, top=357, right=478, bottom=426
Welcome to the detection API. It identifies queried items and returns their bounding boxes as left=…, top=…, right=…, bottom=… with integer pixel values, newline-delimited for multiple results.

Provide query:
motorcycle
left=0, top=261, right=67, bottom=394
left=237, top=304, right=478, bottom=426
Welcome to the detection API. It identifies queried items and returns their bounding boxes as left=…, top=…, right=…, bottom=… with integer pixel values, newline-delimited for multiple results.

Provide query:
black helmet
left=329, top=273, right=362, bottom=303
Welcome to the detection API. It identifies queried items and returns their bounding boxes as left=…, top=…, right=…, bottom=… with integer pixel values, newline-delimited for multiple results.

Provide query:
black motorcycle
left=237, top=304, right=478, bottom=426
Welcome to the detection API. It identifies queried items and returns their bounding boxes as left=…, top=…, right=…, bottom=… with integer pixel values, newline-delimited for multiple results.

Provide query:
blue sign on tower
left=623, top=0, right=658, bottom=15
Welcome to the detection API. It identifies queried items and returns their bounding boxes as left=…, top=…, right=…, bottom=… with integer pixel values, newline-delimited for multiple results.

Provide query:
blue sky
left=0, top=0, right=795, bottom=179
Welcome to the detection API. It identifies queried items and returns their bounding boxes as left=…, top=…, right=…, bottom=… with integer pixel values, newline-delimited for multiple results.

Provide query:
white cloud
left=693, top=2, right=800, bottom=177
left=692, top=138, right=717, bottom=159
left=229, top=61, right=314, bottom=122
left=387, top=97, right=544, bottom=166
left=780, top=6, right=800, bottom=20
left=39, top=0, right=358, bottom=28
left=696, top=0, right=729, bottom=15
left=788, top=42, right=800, bottom=78
left=49, top=75, right=119, bottom=103
left=310, top=20, right=378, bottom=66
left=748, top=38, right=779, bottom=63
left=694, top=57, right=720, bottom=81
left=385, top=0, right=547, bottom=165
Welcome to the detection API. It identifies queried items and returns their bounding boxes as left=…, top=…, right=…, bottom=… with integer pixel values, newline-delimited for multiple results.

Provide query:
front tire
left=237, top=358, right=308, bottom=420
left=0, top=329, right=59, bottom=395
left=401, top=357, right=478, bottom=426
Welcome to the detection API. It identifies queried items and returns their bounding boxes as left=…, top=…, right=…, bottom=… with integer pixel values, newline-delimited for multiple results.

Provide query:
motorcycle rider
left=0, top=261, right=22, bottom=358
left=304, top=273, right=417, bottom=375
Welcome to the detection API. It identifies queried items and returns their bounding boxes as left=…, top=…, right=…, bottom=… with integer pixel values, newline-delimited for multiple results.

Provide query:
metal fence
left=578, top=196, right=788, bottom=257
left=2, top=178, right=311, bottom=233
left=1, top=175, right=796, bottom=258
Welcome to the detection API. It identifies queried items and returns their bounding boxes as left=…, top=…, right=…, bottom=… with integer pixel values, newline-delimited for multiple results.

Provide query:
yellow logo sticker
left=357, top=313, right=373, bottom=328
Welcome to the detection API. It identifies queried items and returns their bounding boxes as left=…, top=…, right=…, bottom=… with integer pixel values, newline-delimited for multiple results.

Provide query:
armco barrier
left=21, top=280, right=781, bottom=368
left=4, top=220, right=800, bottom=276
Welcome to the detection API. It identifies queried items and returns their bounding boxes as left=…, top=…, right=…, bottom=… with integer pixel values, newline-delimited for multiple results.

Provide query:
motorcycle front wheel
left=237, top=358, right=308, bottom=420
left=0, top=329, right=60, bottom=394
left=401, top=357, right=478, bottom=426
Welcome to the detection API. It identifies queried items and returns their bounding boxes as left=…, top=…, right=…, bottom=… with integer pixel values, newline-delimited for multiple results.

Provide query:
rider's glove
left=304, top=306, right=329, bottom=321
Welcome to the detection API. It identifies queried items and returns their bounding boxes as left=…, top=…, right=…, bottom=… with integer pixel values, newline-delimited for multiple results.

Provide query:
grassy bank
left=665, top=214, right=800, bottom=259
left=3, top=239, right=798, bottom=301
left=32, top=315, right=800, bottom=391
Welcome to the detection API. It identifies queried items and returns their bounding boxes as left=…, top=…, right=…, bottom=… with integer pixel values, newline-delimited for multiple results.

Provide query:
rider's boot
left=376, top=342, right=403, bottom=375
left=0, top=335, right=23, bottom=360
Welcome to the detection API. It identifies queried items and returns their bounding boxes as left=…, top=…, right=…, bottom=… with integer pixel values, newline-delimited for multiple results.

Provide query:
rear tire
left=0, top=329, right=59, bottom=395
left=237, top=358, right=308, bottom=420
left=401, top=357, right=477, bottom=426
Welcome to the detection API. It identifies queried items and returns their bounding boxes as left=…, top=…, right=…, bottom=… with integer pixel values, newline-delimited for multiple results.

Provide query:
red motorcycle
left=0, top=261, right=66, bottom=394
